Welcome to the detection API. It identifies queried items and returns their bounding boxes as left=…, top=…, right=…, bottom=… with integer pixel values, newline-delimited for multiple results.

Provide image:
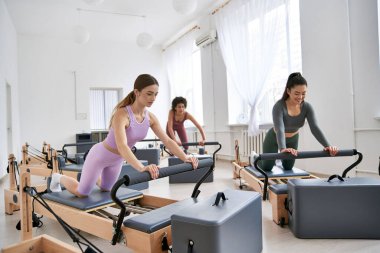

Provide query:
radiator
left=241, top=130, right=266, bottom=156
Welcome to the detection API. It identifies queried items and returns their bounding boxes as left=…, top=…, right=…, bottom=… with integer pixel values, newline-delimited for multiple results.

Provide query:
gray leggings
left=260, top=128, right=299, bottom=171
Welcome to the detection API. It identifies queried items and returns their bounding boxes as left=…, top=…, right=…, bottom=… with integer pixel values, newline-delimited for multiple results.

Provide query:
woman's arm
left=272, top=101, right=287, bottom=151
left=306, top=103, right=338, bottom=156
left=187, top=113, right=206, bottom=145
left=305, top=103, right=330, bottom=147
left=149, top=112, right=198, bottom=168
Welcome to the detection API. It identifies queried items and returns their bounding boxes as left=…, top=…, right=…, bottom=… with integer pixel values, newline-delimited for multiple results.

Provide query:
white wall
left=198, top=0, right=380, bottom=175
left=18, top=35, right=169, bottom=150
left=296, top=0, right=356, bottom=175
left=348, top=0, right=380, bottom=175
left=0, top=0, right=19, bottom=178
left=296, top=0, right=380, bottom=176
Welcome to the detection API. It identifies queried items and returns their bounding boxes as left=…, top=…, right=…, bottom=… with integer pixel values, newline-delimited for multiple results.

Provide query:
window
left=90, top=89, right=121, bottom=130
left=227, top=0, right=302, bottom=125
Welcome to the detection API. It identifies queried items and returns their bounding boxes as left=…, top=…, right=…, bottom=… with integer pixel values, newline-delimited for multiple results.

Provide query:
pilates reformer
left=165, top=142, right=221, bottom=184
left=259, top=150, right=362, bottom=227
left=21, top=142, right=52, bottom=166
left=5, top=146, right=81, bottom=215
left=234, top=149, right=362, bottom=201
left=20, top=144, right=220, bottom=253
left=61, top=142, right=97, bottom=165
left=4, top=154, right=21, bottom=214
left=163, top=141, right=220, bottom=157
left=4, top=143, right=58, bottom=215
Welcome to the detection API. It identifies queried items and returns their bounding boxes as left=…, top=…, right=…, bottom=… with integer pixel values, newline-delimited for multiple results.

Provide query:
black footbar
left=253, top=149, right=362, bottom=201
left=110, top=141, right=221, bottom=245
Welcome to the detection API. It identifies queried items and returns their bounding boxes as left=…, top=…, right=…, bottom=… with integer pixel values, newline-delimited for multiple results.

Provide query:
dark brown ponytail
left=281, top=72, right=307, bottom=100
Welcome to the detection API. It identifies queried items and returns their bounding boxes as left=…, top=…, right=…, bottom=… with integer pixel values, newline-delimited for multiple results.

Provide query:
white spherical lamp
left=83, top=0, right=104, bottom=6
left=172, top=0, right=197, bottom=15
left=73, top=25, right=90, bottom=44
left=136, top=32, right=154, bottom=49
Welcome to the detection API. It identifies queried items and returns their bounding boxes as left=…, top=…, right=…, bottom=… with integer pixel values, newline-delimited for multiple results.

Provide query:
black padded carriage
left=43, top=188, right=142, bottom=211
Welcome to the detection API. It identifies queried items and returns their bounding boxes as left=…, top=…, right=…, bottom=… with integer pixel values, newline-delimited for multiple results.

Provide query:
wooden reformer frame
left=232, top=161, right=317, bottom=198
left=19, top=171, right=178, bottom=252
left=19, top=143, right=221, bottom=253
left=5, top=144, right=79, bottom=215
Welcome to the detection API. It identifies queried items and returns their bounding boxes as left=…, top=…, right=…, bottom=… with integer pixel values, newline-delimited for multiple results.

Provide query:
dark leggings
left=260, top=128, right=299, bottom=171
left=166, top=125, right=189, bottom=150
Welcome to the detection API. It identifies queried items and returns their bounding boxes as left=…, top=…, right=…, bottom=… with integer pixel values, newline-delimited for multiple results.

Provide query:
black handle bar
left=258, top=149, right=357, bottom=161
left=253, top=149, right=362, bottom=201
left=110, top=158, right=214, bottom=245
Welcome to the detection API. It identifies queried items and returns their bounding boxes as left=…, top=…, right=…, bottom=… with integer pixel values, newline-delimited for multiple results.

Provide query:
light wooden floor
left=1, top=159, right=380, bottom=252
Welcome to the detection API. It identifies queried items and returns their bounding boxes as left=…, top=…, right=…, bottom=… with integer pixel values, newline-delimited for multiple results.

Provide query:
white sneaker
left=50, top=173, right=62, bottom=192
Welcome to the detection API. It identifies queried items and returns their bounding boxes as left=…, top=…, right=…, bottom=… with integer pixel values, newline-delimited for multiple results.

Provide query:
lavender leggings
left=77, top=142, right=124, bottom=196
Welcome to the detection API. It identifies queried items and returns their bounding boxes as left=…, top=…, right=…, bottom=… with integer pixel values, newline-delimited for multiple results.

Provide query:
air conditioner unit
left=195, top=30, right=217, bottom=48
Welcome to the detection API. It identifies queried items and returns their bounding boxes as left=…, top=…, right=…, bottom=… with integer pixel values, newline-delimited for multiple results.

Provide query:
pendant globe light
left=83, top=0, right=104, bottom=6
left=73, top=9, right=90, bottom=44
left=172, top=0, right=197, bottom=15
left=136, top=32, right=154, bottom=49
left=136, top=16, right=154, bottom=49
left=73, top=25, right=90, bottom=44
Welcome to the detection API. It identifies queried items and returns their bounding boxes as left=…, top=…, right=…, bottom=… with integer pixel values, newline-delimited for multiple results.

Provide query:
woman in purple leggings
left=166, top=96, right=206, bottom=150
left=50, top=74, right=199, bottom=197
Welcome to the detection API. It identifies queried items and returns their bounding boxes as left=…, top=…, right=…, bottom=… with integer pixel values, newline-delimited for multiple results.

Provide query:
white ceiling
left=4, top=0, right=222, bottom=47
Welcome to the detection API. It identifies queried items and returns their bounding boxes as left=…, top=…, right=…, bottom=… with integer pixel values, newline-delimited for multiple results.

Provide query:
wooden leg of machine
left=269, top=190, right=288, bottom=226
left=4, top=189, right=20, bottom=215
left=122, top=226, right=172, bottom=253
left=19, top=172, right=33, bottom=241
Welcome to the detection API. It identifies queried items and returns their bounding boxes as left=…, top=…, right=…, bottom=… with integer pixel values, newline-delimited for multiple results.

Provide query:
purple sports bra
left=104, top=105, right=150, bottom=149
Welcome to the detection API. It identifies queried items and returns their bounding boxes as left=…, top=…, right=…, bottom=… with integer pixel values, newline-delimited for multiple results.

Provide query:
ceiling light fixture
left=73, top=9, right=90, bottom=44
left=172, top=0, right=197, bottom=15
left=136, top=32, right=154, bottom=49
left=83, top=0, right=104, bottom=6
left=73, top=25, right=90, bottom=44
left=76, top=8, right=154, bottom=49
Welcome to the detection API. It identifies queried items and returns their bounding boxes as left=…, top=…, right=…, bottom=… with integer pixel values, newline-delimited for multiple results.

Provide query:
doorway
left=6, top=83, right=13, bottom=155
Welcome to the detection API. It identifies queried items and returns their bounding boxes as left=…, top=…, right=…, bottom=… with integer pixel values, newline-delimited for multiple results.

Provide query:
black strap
left=161, top=233, right=170, bottom=251
left=327, top=174, right=344, bottom=182
left=286, top=198, right=293, bottom=216
left=213, top=192, right=228, bottom=206
left=187, top=240, right=194, bottom=253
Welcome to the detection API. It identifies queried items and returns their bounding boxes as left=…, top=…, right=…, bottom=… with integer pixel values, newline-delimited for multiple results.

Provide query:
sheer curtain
left=214, top=0, right=288, bottom=135
left=163, top=35, right=195, bottom=106
left=163, top=31, right=204, bottom=125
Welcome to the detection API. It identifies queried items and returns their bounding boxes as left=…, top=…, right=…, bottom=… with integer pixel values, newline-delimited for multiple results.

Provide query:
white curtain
left=163, top=35, right=195, bottom=102
left=214, top=0, right=288, bottom=135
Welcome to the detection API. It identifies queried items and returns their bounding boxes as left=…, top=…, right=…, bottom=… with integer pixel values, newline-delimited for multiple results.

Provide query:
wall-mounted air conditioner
left=195, top=30, right=217, bottom=48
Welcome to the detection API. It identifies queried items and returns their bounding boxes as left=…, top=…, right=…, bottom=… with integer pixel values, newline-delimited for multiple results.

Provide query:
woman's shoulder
left=273, top=99, right=285, bottom=110
left=114, top=107, right=128, bottom=117
left=302, top=101, right=312, bottom=110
